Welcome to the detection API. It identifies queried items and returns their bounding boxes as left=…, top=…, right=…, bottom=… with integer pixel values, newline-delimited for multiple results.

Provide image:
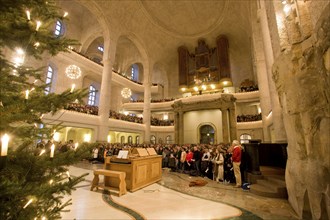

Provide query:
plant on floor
left=0, top=0, right=94, bottom=219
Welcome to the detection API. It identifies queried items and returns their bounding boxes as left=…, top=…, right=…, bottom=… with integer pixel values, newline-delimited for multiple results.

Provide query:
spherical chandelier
left=65, top=65, right=81, bottom=79
left=121, top=88, right=132, bottom=98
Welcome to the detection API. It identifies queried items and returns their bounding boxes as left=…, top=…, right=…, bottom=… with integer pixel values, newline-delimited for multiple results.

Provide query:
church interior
left=2, top=0, right=329, bottom=219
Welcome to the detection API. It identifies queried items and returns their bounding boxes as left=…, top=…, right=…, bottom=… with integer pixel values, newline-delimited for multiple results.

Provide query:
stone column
left=178, top=111, right=184, bottom=144
left=221, top=108, right=229, bottom=143
left=97, top=58, right=113, bottom=142
left=259, top=0, right=287, bottom=143
left=143, top=67, right=151, bottom=143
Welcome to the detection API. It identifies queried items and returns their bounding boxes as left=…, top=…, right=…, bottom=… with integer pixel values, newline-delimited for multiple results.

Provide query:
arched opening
left=199, top=125, right=215, bottom=144
left=128, top=136, right=132, bottom=144
left=120, top=136, right=125, bottom=144
left=136, top=136, right=140, bottom=144
left=240, top=133, right=252, bottom=144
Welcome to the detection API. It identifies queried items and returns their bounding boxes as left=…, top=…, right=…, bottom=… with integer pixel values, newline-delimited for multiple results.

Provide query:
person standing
left=232, top=140, right=242, bottom=188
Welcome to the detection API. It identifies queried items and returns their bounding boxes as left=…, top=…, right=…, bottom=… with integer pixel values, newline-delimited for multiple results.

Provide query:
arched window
left=136, top=136, right=140, bottom=144
left=131, top=64, right=139, bottom=81
left=240, top=134, right=252, bottom=144
left=54, top=20, right=63, bottom=36
left=120, top=136, right=125, bottom=144
left=45, top=66, right=53, bottom=94
left=150, top=135, right=156, bottom=144
left=166, top=135, right=171, bottom=144
left=97, top=46, right=104, bottom=52
left=128, top=136, right=132, bottom=144
left=88, top=85, right=96, bottom=106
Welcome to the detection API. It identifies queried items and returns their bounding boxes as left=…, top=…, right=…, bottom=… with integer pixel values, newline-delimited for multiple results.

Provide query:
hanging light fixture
left=65, top=65, right=81, bottom=79
left=121, top=88, right=132, bottom=98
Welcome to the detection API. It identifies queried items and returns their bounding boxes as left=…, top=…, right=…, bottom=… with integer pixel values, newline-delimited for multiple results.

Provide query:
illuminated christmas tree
left=0, top=0, right=94, bottom=219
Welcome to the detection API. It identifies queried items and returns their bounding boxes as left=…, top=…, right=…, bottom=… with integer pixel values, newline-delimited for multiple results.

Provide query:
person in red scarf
left=231, top=140, right=242, bottom=188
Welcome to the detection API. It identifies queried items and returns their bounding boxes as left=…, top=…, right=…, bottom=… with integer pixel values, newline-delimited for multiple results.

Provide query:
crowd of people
left=90, top=140, right=244, bottom=188
left=237, top=113, right=262, bottom=122
left=130, top=98, right=176, bottom=103
left=238, top=85, right=259, bottom=92
left=64, top=103, right=173, bottom=126
left=109, top=110, right=143, bottom=123
left=65, top=103, right=99, bottom=115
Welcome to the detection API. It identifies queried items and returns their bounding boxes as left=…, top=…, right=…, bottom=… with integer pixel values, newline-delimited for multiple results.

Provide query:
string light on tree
left=70, top=84, right=75, bottom=93
left=39, top=149, right=46, bottom=156
left=35, top=21, right=42, bottom=31
left=1, top=134, right=9, bottom=156
left=25, top=90, right=29, bottom=99
left=23, top=199, right=33, bottom=209
left=50, top=144, right=55, bottom=158
left=26, top=10, right=31, bottom=20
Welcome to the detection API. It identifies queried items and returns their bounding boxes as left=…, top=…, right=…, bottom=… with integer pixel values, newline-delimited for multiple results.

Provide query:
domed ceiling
left=138, top=0, right=228, bottom=37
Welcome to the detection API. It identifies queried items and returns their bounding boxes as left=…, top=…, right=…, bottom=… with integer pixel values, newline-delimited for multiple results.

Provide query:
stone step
left=265, top=175, right=286, bottom=186
left=250, top=183, right=287, bottom=198
left=256, top=179, right=285, bottom=191
left=260, top=166, right=285, bottom=175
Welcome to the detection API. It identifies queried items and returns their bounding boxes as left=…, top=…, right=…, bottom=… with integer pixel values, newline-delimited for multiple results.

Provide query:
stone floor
left=61, top=161, right=298, bottom=220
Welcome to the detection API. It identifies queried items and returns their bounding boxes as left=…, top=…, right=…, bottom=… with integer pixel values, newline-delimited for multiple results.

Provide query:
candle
left=63, top=12, right=68, bottom=17
left=39, top=149, right=46, bottom=156
left=25, top=90, right=29, bottom=99
left=70, top=84, right=75, bottom=93
left=1, top=134, right=9, bottom=156
left=74, top=142, right=78, bottom=151
left=36, top=21, right=42, bottom=31
left=50, top=144, right=55, bottom=158
left=26, top=10, right=31, bottom=20
left=23, top=199, right=33, bottom=209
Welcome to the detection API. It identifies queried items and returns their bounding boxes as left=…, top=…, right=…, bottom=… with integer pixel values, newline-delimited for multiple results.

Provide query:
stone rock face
left=272, top=7, right=330, bottom=220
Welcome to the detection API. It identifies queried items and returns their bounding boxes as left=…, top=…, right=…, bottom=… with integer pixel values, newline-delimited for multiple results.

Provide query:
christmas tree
left=0, top=0, right=95, bottom=219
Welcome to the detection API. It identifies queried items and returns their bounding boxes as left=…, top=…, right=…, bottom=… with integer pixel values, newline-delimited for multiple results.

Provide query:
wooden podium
left=104, top=148, right=162, bottom=192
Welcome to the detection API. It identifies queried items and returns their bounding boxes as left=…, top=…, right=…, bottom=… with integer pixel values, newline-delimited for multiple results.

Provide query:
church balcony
left=122, top=90, right=260, bottom=111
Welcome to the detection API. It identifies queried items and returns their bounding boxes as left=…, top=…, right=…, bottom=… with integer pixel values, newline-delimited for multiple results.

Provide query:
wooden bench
left=90, top=169, right=127, bottom=197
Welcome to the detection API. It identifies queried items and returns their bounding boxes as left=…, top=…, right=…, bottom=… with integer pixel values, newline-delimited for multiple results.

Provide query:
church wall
left=183, top=110, right=222, bottom=144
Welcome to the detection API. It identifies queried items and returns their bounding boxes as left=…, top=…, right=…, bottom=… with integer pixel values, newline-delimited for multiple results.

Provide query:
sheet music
left=117, top=150, right=129, bottom=159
